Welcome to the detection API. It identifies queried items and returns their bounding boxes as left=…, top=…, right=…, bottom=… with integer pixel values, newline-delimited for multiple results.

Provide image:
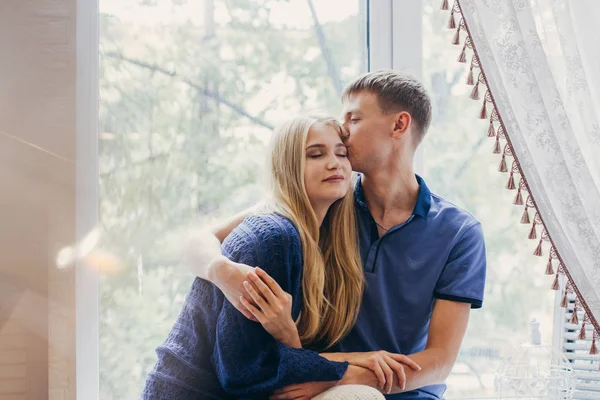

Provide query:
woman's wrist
left=281, top=324, right=302, bottom=348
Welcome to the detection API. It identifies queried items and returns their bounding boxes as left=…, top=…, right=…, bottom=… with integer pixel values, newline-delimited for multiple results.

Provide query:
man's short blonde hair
left=342, top=70, right=433, bottom=141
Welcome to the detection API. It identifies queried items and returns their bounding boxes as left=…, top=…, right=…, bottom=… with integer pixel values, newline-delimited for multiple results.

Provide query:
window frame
left=76, top=1, right=373, bottom=398
left=76, top=0, right=100, bottom=398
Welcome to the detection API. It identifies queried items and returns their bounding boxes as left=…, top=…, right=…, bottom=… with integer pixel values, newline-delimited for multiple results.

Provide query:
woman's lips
left=323, top=175, right=345, bottom=182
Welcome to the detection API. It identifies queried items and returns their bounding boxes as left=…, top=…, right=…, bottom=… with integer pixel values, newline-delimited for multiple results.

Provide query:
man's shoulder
left=429, top=192, right=480, bottom=228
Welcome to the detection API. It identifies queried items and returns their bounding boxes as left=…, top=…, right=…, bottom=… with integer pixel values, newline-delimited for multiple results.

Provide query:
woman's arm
left=212, top=214, right=349, bottom=398
left=241, top=267, right=302, bottom=348
left=140, top=279, right=229, bottom=399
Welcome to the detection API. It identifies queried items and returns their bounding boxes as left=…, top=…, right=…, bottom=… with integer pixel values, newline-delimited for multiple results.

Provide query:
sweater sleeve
left=213, top=214, right=349, bottom=398
left=140, top=277, right=231, bottom=400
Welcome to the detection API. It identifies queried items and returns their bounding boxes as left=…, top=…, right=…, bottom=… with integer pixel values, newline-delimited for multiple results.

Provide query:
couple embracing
left=141, top=70, right=486, bottom=400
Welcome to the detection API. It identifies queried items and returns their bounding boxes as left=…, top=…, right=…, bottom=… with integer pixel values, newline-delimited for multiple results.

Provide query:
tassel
left=441, top=0, right=449, bottom=10
left=561, top=289, right=569, bottom=308
left=528, top=222, right=537, bottom=239
left=452, top=24, right=461, bottom=45
left=499, top=155, right=508, bottom=172
left=590, top=337, right=598, bottom=355
left=493, top=137, right=501, bottom=154
left=513, top=188, right=524, bottom=205
left=448, top=10, right=456, bottom=29
left=470, top=81, right=480, bottom=100
left=479, top=98, right=488, bottom=119
left=579, top=321, right=587, bottom=340
left=551, top=272, right=560, bottom=290
left=545, top=257, right=554, bottom=275
left=506, top=172, right=516, bottom=189
left=487, top=121, right=496, bottom=137
left=458, top=46, right=467, bottom=63
left=466, top=67, right=474, bottom=85
left=521, top=207, right=530, bottom=224
left=570, top=305, right=579, bottom=325
left=488, top=121, right=496, bottom=137
left=534, top=239, right=543, bottom=256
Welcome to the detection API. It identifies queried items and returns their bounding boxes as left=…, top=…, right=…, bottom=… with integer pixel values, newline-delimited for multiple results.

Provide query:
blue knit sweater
left=141, top=213, right=349, bottom=399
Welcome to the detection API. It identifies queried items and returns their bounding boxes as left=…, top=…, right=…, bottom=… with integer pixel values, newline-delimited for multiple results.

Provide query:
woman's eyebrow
left=306, top=144, right=325, bottom=150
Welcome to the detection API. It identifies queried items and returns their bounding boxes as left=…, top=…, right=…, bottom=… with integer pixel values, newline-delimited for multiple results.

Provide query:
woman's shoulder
left=222, top=212, right=301, bottom=261
left=238, top=212, right=300, bottom=244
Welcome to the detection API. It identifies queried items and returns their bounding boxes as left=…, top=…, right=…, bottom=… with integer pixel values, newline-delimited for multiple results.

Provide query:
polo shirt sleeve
left=434, top=222, right=486, bottom=309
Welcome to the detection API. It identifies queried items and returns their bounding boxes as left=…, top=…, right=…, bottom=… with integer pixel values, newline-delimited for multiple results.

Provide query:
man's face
left=341, top=91, right=395, bottom=173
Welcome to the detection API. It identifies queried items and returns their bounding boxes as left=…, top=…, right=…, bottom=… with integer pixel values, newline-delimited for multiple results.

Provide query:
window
left=79, top=1, right=574, bottom=398
left=558, top=294, right=600, bottom=399
left=97, top=0, right=367, bottom=398
left=421, top=2, right=556, bottom=398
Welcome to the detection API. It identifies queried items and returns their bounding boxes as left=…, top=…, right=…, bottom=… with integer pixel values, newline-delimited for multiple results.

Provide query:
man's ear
left=391, top=111, right=411, bottom=139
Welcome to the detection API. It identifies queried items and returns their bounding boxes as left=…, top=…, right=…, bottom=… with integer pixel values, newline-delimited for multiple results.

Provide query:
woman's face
left=304, top=122, right=352, bottom=209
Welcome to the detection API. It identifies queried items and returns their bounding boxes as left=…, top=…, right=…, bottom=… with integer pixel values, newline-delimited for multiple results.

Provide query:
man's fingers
left=390, top=353, right=421, bottom=371
left=255, top=267, right=285, bottom=297
left=248, top=272, right=278, bottom=304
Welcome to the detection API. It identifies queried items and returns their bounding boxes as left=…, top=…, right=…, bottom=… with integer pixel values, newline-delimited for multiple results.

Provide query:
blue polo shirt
left=337, top=175, right=487, bottom=399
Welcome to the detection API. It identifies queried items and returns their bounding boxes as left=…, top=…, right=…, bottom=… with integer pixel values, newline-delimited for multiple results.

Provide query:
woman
left=141, top=114, right=415, bottom=399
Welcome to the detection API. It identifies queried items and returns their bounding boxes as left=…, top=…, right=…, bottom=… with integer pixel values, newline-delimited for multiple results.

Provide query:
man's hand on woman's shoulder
left=208, top=257, right=258, bottom=322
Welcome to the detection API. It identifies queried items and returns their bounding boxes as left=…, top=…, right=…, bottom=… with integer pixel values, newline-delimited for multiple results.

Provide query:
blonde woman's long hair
left=266, top=114, right=364, bottom=348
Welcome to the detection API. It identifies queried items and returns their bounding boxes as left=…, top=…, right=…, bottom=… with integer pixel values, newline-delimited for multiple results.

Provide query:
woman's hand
left=240, top=267, right=301, bottom=348
left=345, top=351, right=421, bottom=393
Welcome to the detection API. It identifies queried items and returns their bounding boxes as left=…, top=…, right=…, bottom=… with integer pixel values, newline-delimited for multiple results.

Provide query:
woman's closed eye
left=308, top=151, right=347, bottom=158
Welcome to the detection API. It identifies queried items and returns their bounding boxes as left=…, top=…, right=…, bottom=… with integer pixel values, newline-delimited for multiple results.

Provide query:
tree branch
left=306, top=0, right=343, bottom=96
left=102, top=51, right=274, bottom=130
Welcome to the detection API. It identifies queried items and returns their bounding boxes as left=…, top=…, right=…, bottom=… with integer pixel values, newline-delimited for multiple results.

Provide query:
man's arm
left=332, top=299, right=470, bottom=393
left=182, top=206, right=257, bottom=320
left=182, top=206, right=255, bottom=281
left=392, top=299, right=470, bottom=392
left=210, top=206, right=256, bottom=243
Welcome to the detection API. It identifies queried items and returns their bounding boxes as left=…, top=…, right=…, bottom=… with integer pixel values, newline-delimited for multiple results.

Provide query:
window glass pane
left=98, top=0, right=366, bottom=398
left=422, top=3, right=555, bottom=398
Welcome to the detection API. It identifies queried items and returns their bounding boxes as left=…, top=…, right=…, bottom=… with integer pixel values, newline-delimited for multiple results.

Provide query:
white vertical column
left=76, top=0, right=99, bottom=398
left=368, top=0, right=393, bottom=70
left=392, top=0, right=425, bottom=175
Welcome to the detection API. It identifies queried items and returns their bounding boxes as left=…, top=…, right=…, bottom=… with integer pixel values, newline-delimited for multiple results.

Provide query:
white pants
left=311, top=384, right=386, bottom=400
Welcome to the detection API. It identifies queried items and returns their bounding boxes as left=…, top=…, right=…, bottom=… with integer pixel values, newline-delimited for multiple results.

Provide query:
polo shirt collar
left=354, top=174, right=432, bottom=219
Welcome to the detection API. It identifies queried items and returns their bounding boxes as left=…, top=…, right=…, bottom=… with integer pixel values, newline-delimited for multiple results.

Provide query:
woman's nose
left=327, top=153, right=342, bottom=169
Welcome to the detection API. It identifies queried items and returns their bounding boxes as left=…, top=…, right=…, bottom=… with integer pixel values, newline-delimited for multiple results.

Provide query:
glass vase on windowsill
left=494, top=318, right=574, bottom=400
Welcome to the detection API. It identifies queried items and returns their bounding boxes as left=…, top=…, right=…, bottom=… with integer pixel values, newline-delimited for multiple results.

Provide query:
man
left=188, top=70, right=486, bottom=399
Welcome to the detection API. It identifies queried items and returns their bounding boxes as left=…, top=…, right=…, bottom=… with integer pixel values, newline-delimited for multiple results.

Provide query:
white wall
left=0, top=0, right=77, bottom=398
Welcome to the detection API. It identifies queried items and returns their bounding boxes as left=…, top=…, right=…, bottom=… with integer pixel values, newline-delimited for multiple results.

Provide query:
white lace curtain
left=451, top=0, right=600, bottom=330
